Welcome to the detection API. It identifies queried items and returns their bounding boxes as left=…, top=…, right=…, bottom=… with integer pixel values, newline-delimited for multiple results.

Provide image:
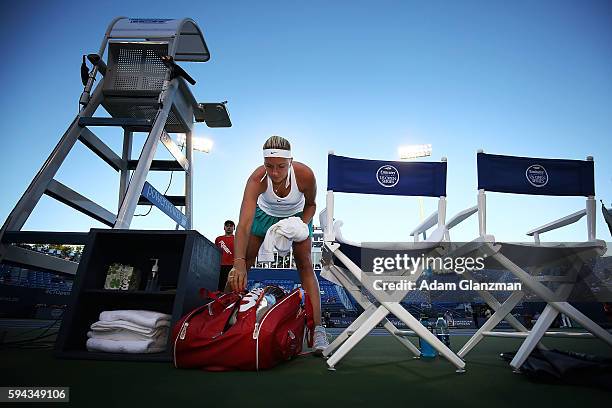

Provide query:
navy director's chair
left=320, top=152, right=466, bottom=372
left=446, top=151, right=611, bottom=371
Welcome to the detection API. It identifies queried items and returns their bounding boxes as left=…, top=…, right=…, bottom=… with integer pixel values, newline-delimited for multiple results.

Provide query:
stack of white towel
left=86, top=310, right=171, bottom=354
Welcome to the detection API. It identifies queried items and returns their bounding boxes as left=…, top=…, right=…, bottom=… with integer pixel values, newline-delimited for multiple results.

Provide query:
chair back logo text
left=526, top=164, right=548, bottom=187
left=377, top=165, right=400, bottom=188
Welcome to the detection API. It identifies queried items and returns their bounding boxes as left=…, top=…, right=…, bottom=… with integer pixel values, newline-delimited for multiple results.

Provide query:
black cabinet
left=55, top=229, right=220, bottom=362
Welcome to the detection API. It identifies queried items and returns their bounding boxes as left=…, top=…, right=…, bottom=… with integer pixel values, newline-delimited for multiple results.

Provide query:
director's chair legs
left=323, top=304, right=378, bottom=357
left=509, top=301, right=612, bottom=369
left=509, top=303, right=559, bottom=369
left=458, top=291, right=527, bottom=358
left=383, top=319, right=421, bottom=357
left=326, top=306, right=390, bottom=369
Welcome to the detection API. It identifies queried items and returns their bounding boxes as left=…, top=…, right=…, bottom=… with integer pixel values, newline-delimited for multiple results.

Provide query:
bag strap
left=249, top=286, right=281, bottom=311
left=299, top=288, right=316, bottom=347
left=307, top=302, right=316, bottom=347
left=179, top=291, right=241, bottom=324
left=199, top=287, right=222, bottom=300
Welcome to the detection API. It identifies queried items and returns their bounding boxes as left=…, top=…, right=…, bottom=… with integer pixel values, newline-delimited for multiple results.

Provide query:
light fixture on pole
left=398, top=144, right=432, bottom=222
left=176, top=134, right=214, bottom=153
left=398, top=144, right=432, bottom=160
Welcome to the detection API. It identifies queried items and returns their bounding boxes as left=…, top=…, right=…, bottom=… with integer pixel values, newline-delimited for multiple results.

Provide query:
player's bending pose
left=228, top=135, right=329, bottom=353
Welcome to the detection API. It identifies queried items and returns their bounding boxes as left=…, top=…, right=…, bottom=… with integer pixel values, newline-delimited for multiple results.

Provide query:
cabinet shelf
left=55, top=229, right=220, bottom=362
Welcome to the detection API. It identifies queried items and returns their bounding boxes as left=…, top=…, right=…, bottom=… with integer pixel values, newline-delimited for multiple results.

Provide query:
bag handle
left=300, top=289, right=316, bottom=347
left=199, top=288, right=222, bottom=300
left=307, top=296, right=316, bottom=347
left=181, top=289, right=241, bottom=322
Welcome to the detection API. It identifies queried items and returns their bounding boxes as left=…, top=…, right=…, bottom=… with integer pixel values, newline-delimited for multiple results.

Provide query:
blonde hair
left=263, top=135, right=291, bottom=151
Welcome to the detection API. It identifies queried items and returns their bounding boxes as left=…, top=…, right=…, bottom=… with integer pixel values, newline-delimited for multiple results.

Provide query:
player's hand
left=229, top=265, right=247, bottom=292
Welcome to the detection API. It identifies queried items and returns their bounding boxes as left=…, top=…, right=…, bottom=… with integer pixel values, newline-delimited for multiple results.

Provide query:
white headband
left=263, top=148, right=292, bottom=159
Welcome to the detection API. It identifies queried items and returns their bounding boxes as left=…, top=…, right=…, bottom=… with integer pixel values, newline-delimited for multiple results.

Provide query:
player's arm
left=297, top=164, right=317, bottom=226
left=231, top=169, right=264, bottom=291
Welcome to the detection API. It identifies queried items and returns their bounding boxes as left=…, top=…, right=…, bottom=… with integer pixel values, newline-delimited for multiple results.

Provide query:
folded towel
left=99, top=310, right=171, bottom=329
left=258, top=217, right=309, bottom=262
left=87, top=327, right=169, bottom=342
left=91, top=319, right=169, bottom=335
left=86, top=337, right=166, bottom=354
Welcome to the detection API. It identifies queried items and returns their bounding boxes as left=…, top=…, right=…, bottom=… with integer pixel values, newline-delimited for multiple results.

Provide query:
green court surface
left=1, top=330, right=610, bottom=407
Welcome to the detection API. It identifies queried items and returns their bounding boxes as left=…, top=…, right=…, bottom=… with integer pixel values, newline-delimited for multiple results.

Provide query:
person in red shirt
left=215, top=220, right=235, bottom=290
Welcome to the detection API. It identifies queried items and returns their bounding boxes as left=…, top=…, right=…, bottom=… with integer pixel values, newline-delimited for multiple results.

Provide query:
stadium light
left=398, top=144, right=432, bottom=160
left=399, top=144, right=433, bottom=222
left=176, top=134, right=214, bottom=153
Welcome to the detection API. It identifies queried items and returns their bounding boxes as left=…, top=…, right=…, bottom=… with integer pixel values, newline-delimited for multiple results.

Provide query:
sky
left=0, top=0, right=611, bottom=244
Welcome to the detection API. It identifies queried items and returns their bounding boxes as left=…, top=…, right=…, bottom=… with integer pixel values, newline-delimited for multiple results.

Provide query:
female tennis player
left=227, top=135, right=328, bottom=353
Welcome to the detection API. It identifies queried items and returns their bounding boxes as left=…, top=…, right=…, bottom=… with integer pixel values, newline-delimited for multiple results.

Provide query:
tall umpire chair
left=0, top=17, right=231, bottom=275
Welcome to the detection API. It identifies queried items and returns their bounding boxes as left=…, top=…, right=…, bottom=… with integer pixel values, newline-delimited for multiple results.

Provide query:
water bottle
left=418, top=316, right=437, bottom=358
left=255, top=286, right=286, bottom=322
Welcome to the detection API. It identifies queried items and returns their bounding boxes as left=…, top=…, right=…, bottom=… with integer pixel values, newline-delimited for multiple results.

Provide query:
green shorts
left=251, top=206, right=314, bottom=238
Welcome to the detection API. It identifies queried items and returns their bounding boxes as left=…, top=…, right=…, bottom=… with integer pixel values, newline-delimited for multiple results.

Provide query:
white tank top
left=257, top=165, right=306, bottom=217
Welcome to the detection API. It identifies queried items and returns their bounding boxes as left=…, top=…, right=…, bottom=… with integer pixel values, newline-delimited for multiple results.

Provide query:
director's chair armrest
left=446, top=205, right=478, bottom=230
left=526, top=209, right=586, bottom=238
left=410, top=210, right=438, bottom=237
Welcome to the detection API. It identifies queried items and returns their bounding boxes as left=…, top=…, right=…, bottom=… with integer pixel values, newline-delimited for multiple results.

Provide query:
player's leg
left=293, top=236, right=322, bottom=326
left=218, top=265, right=232, bottom=291
left=293, top=236, right=329, bottom=354
left=245, top=234, right=264, bottom=269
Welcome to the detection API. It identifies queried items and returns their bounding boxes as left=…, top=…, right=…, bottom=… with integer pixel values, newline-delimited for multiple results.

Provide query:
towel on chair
left=99, top=310, right=171, bottom=328
left=86, top=337, right=166, bottom=354
left=258, top=217, right=309, bottom=262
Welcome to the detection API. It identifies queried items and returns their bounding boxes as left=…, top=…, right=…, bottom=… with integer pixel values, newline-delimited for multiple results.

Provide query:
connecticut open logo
left=526, top=164, right=548, bottom=187
left=376, top=165, right=400, bottom=188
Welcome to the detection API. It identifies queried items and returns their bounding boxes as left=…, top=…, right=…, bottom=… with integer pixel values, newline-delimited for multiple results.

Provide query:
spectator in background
left=531, top=311, right=541, bottom=327
left=560, top=313, right=572, bottom=328
left=470, top=303, right=479, bottom=328
left=323, top=311, right=332, bottom=328
left=444, top=310, right=454, bottom=327
left=215, top=220, right=235, bottom=291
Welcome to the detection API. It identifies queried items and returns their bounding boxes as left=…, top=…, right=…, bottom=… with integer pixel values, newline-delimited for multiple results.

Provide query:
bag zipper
left=252, top=290, right=299, bottom=371
left=173, top=307, right=201, bottom=368
left=179, top=322, right=189, bottom=339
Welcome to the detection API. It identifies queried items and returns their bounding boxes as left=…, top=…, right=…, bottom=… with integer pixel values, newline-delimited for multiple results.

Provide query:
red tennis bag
left=172, top=286, right=314, bottom=371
